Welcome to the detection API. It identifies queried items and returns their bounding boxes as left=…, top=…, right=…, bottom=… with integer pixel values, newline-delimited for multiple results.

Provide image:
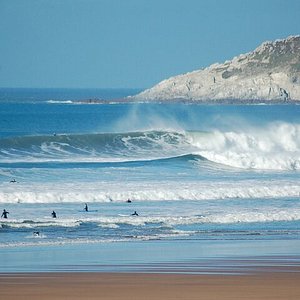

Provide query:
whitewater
left=0, top=88, right=300, bottom=248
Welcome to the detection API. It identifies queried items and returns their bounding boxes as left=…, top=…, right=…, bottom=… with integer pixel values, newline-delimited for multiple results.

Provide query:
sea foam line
left=0, top=180, right=299, bottom=203
left=2, top=210, right=300, bottom=229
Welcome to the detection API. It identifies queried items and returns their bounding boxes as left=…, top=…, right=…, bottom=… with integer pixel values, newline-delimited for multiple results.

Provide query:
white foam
left=1, top=218, right=81, bottom=229
left=0, top=233, right=189, bottom=248
left=2, top=209, right=300, bottom=230
left=188, top=122, right=300, bottom=170
left=0, top=179, right=299, bottom=203
left=47, top=100, right=73, bottom=104
left=98, top=223, right=119, bottom=229
left=1, top=124, right=299, bottom=171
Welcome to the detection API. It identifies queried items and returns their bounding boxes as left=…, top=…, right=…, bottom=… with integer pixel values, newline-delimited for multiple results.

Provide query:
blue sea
left=0, top=88, right=300, bottom=272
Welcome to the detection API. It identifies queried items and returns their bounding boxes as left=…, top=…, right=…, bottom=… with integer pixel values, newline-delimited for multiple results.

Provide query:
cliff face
left=133, top=36, right=300, bottom=103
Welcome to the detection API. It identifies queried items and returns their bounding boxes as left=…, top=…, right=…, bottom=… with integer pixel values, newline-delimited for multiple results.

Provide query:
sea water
left=0, top=88, right=300, bottom=270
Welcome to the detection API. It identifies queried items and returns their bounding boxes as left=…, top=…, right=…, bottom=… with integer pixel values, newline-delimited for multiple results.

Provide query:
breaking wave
left=1, top=210, right=300, bottom=229
left=47, top=100, right=74, bottom=104
left=0, top=180, right=299, bottom=203
left=189, top=122, right=300, bottom=171
left=0, top=122, right=299, bottom=170
left=0, top=131, right=192, bottom=163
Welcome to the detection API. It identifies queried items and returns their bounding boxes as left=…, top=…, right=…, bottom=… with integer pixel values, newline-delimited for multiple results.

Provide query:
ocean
left=0, top=88, right=300, bottom=272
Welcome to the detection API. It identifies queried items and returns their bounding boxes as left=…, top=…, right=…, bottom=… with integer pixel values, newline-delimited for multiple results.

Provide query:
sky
left=0, top=0, right=300, bottom=89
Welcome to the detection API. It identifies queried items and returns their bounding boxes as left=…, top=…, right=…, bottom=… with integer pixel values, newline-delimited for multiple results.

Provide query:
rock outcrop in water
left=132, top=36, right=300, bottom=103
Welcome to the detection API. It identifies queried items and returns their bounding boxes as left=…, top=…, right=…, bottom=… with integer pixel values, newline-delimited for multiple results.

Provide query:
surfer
left=131, top=211, right=138, bottom=216
left=10, top=179, right=16, bottom=183
left=127, top=199, right=132, bottom=203
left=33, top=231, right=40, bottom=236
left=84, top=203, right=88, bottom=212
left=51, top=211, right=57, bottom=218
left=1, top=209, right=9, bottom=219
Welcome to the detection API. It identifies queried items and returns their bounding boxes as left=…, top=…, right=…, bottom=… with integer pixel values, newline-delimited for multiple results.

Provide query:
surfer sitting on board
left=51, top=211, right=57, bottom=218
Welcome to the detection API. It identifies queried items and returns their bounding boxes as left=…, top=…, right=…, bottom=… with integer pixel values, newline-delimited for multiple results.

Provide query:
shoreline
left=2, top=246, right=300, bottom=298
left=1, top=270, right=300, bottom=300
left=1, top=239, right=300, bottom=273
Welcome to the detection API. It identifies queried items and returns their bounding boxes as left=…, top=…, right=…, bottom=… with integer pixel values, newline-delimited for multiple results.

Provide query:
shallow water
left=1, top=239, right=300, bottom=273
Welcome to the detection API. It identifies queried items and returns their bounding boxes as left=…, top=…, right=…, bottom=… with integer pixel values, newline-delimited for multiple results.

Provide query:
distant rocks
left=131, top=36, right=300, bottom=103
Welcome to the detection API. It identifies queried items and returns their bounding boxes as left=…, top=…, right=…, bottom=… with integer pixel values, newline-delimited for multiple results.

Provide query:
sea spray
left=188, top=122, right=300, bottom=170
left=1, top=123, right=299, bottom=170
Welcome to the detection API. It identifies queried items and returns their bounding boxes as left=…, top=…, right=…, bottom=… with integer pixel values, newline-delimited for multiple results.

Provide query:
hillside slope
left=132, top=36, right=300, bottom=103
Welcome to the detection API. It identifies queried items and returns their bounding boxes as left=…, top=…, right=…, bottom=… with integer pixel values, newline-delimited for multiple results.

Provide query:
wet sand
left=1, top=271, right=300, bottom=300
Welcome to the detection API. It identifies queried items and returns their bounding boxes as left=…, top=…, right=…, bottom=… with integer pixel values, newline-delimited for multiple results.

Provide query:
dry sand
left=1, top=271, right=300, bottom=300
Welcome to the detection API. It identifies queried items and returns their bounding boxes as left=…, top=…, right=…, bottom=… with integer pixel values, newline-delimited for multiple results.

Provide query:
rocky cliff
left=132, top=36, right=300, bottom=103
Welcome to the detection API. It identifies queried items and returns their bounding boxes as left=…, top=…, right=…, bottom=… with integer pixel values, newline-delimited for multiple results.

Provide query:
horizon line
left=0, top=87, right=145, bottom=90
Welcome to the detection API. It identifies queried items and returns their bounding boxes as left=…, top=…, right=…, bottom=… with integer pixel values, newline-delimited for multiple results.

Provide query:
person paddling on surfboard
left=131, top=211, right=138, bottom=216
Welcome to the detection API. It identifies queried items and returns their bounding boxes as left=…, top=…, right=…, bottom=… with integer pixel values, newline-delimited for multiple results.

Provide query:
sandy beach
left=1, top=271, right=300, bottom=300
left=1, top=241, right=300, bottom=299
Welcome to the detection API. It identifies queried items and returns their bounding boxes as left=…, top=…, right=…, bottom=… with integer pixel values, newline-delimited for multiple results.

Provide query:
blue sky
left=1, top=0, right=300, bottom=88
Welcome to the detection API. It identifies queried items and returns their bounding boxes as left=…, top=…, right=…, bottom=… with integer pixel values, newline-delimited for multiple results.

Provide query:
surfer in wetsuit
left=84, top=203, right=88, bottom=212
left=131, top=211, right=138, bottom=216
left=51, top=211, right=57, bottom=218
left=1, top=209, right=9, bottom=219
left=127, top=199, right=132, bottom=203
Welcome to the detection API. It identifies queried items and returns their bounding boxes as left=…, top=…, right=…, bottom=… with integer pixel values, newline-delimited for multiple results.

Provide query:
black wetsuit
left=1, top=210, right=9, bottom=218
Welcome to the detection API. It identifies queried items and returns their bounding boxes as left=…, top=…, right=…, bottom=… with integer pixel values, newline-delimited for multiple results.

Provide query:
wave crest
left=0, top=122, right=300, bottom=170
left=188, top=122, right=300, bottom=170
left=0, top=180, right=299, bottom=203
left=0, top=131, right=192, bottom=163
